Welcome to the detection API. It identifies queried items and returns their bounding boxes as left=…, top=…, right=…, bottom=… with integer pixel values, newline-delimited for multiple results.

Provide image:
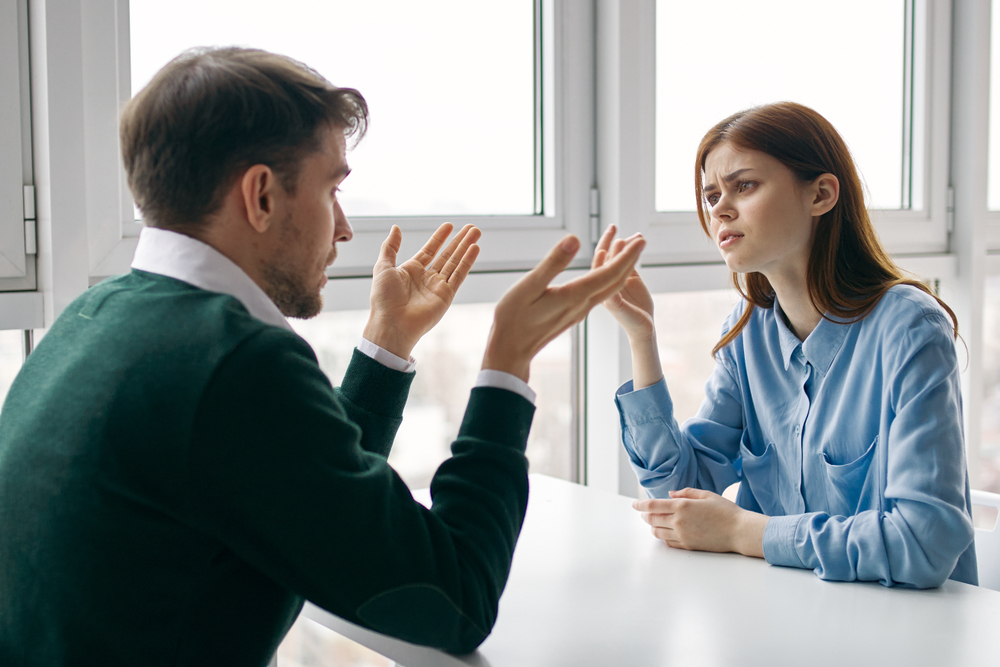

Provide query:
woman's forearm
left=629, top=333, right=664, bottom=390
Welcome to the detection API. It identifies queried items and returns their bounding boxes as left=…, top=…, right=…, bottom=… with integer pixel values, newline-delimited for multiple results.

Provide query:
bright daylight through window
left=989, top=0, right=1000, bottom=210
left=655, top=0, right=906, bottom=212
left=291, top=303, right=572, bottom=490
left=0, top=330, right=23, bottom=414
left=129, top=0, right=536, bottom=217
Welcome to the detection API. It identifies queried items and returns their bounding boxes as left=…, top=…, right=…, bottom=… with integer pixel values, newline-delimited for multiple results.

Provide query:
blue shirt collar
left=773, top=296, right=849, bottom=374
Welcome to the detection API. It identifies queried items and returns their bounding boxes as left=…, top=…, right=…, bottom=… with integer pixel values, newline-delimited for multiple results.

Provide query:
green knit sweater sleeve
left=187, top=327, right=533, bottom=654
left=335, top=349, right=414, bottom=459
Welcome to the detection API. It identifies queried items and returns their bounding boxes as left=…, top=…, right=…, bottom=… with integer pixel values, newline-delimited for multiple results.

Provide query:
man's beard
left=261, top=214, right=337, bottom=319
left=261, top=261, right=324, bottom=319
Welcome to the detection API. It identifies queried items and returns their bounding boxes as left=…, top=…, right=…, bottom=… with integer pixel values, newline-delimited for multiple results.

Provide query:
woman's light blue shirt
left=615, top=285, right=977, bottom=588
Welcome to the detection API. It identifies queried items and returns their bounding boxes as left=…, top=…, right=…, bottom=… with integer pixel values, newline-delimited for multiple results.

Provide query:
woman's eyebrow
left=703, top=168, right=753, bottom=193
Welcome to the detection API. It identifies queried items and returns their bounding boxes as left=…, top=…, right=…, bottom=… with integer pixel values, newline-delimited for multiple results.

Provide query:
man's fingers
left=447, top=243, right=481, bottom=288
left=562, top=236, right=645, bottom=303
left=431, top=224, right=473, bottom=273
left=520, top=235, right=581, bottom=293
left=377, top=225, right=403, bottom=269
left=438, top=226, right=482, bottom=279
left=409, top=222, right=455, bottom=267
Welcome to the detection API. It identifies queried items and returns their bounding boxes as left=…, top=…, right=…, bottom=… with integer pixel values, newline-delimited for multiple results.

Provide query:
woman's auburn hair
left=694, top=101, right=958, bottom=357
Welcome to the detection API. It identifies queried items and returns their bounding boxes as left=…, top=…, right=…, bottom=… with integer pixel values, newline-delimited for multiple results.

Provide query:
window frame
left=611, top=0, right=954, bottom=267
left=17, top=0, right=999, bottom=498
left=986, top=0, right=1000, bottom=246
left=0, top=0, right=37, bottom=294
left=63, top=0, right=595, bottom=289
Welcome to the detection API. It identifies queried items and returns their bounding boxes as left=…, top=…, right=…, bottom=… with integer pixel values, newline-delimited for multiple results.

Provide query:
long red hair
left=694, top=102, right=958, bottom=356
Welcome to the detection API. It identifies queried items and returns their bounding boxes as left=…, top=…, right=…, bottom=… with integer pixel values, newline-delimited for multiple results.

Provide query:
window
left=129, top=0, right=537, bottom=218
left=989, top=0, right=1000, bottom=211
left=0, top=330, right=25, bottom=413
left=652, top=289, right=740, bottom=425
left=291, top=302, right=573, bottom=488
left=613, top=0, right=950, bottom=264
left=0, top=0, right=35, bottom=294
left=655, top=0, right=906, bottom=212
left=980, top=276, right=1000, bottom=494
left=70, top=0, right=589, bottom=281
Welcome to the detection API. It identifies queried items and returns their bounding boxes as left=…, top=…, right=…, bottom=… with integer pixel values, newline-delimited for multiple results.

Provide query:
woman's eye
left=738, top=181, right=753, bottom=193
left=706, top=194, right=719, bottom=206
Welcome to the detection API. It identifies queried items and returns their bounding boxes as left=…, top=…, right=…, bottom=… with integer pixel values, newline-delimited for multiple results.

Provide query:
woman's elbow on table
left=883, top=505, right=975, bottom=589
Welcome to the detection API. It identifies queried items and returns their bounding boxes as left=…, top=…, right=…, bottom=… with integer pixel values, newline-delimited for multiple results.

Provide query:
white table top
left=302, top=474, right=1000, bottom=667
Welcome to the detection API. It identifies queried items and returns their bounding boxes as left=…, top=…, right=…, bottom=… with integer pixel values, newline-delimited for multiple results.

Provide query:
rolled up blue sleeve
left=615, top=358, right=743, bottom=498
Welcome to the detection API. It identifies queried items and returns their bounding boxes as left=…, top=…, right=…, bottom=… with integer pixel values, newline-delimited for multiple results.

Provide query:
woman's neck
left=767, top=269, right=822, bottom=342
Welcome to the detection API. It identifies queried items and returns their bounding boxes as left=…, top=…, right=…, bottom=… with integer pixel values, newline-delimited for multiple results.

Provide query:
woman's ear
left=811, top=173, right=840, bottom=217
left=240, top=164, right=279, bottom=234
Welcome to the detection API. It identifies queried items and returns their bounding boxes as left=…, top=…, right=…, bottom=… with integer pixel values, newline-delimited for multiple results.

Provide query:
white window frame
left=33, top=0, right=595, bottom=311
left=20, top=0, right=998, bottom=495
left=0, top=0, right=39, bottom=298
left=986, top=0, right=1000, bottom=247
left=597, top=0, right=953, bottom=269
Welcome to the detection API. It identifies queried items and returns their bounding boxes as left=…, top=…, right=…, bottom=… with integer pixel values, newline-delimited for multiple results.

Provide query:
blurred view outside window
left=656, top=0, right=905, bottom=211
left=291, top=302, right=572, bottom=489
left=129, top=0, right=535, bottom=217
left=282, top=302, right=570, bottom=666
left=0, top=330, right=23, bottom=414
left=980, top=276, right=1000, bottom=494
left=989, top=0, right=1000, bottom=210
left=642, top=289, right=740, bottom=499
left=651, top=290, right=740, bottom=426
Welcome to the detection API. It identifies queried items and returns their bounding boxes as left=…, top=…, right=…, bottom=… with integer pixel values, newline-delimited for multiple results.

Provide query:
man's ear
left=240, top=164, right=279, bottom=234
left=810, top=173, right=840, bottom=217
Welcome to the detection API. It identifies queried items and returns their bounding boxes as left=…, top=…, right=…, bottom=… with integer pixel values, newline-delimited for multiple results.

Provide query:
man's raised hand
left=483, top=233, right=646, bottom=382
left=364, top=223, right=480, bottom=360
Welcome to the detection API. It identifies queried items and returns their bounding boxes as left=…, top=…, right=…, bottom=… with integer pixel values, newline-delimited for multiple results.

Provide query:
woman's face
left=702, top=141, right=818, bottom=283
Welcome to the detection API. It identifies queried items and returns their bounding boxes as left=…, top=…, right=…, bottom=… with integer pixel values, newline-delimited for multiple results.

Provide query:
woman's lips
left=719, top=232, right=744, bottom=249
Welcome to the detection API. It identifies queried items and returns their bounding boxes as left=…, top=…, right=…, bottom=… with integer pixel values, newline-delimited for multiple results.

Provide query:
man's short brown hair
left=120, top=47, right=368, bottom=230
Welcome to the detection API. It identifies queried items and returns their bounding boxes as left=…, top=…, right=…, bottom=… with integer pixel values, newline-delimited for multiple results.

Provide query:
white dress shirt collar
left=130, top=226, right=292, bottom=331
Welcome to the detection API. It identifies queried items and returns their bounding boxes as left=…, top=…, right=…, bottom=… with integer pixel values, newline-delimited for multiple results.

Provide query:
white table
left=302, top=474, right=1000, bottom=667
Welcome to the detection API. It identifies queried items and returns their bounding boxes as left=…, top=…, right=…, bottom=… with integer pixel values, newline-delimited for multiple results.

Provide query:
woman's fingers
left=592, top=224, right=618, bottom=268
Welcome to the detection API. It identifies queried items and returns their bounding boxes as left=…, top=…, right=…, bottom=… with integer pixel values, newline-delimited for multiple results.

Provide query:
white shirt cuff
left=357, top=337, right=416, bottom=373
left=475, top=369, right=537, bottom=405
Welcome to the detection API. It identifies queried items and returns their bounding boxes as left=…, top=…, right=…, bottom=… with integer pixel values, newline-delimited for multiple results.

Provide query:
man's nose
left=334, top=201, right=353, bottom=243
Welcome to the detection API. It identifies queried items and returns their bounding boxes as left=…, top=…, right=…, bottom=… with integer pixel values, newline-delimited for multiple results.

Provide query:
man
left=0, top=47, right=644, bottom=665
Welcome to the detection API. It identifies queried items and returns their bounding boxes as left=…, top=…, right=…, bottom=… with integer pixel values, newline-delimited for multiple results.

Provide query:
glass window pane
left=290, top=302, right=572, bottom=489
left=129, top=1, right=535, bottom=217
left=980, top=275, right=1000, bottom=493
left=651, top=290, right=741, bottom=426
left=989, top=0, right=1000, bottom=210
left=0, top=330, right=23, bottom=414
left=655, top=0, right=904, bottom=211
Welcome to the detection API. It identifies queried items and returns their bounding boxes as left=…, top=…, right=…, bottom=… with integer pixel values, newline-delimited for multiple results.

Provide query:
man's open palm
left=364, top=223, right=481, bottom=359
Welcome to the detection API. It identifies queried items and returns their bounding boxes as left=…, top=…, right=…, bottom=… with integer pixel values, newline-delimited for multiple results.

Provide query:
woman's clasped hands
left=632, top=488, right=767, bottom=558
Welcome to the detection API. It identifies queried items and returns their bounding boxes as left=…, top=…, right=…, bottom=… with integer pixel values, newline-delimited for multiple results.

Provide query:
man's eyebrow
left=703, top=168, right=752, bottom=193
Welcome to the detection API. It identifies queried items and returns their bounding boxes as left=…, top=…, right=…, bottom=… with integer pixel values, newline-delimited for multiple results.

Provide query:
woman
left=596, top=102, right=977, bottom=588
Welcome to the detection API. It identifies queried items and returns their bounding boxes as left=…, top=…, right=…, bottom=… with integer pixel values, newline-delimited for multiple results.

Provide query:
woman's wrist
left=733, top=510, right=768, bottom=558
left=629, top=333, right=663, bottom=390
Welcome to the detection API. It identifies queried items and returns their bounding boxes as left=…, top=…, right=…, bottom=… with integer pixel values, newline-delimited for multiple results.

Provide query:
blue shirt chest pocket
left=736, top=434, right=782, bottom=515
left=818, top=435, right=882, bottom=517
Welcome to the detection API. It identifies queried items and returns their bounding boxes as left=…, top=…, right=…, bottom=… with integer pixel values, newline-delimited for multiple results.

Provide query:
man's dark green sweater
left=0, top=270, right=534, bottom=665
